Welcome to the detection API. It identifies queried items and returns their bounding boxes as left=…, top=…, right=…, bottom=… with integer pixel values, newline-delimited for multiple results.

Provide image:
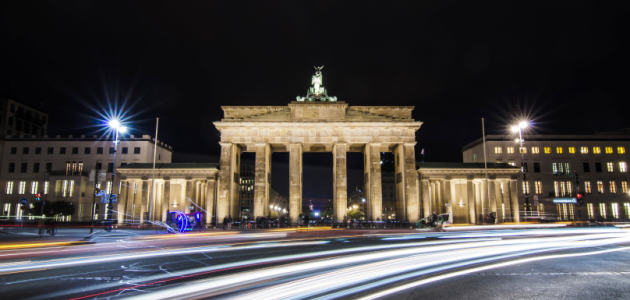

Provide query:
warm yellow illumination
left=556, top=147, right=563, bottom=154
left=568, top=147, right=575, bottom=154
left=531, top=147, right=539, bottom=154
left=605, top=147, right=613, bottom=154
left=618, top=147, right=626, bottom=154
left=544, top=147, right=551, bottom=154
left=511, top=126, right=520, bottom=133
left=593, top=147, right=601, bottom=154
left=581, top=147, right=589, bottom=154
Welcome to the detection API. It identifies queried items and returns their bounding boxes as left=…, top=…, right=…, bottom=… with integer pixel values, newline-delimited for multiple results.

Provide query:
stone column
left=163, top=179, right=171, bottom=221
left=364, top=143, right=382, bottom=221
left=439, top=180, right=446, bottom=215
left=125, top=181, right=135, bottom=222
left=205, top=177, right=216, bottom=224
left=289, top=143, right=303, bottom=224
left=509, top=179, right=520, bottom=222
left=185, top=179, right=193, bottom=213
left=217, top=142, right=240, bottom=224
left=467, top=178, right=476, bottom=224
left=140, top=180, right=149, bottom=222
left=443, top=179, right=453, bottom=223
left=254, top=143, right=271, bottom=219
left=393, top=144, right=406, bottom=222
left=403, top=143, right=419, bottom=222
left=333, top=143, right=347, bottom=223
left=430, top=181, right=437, bottom=215
left=117, top=180, right=128, bottom=224
left=421, top=179, right=430, bottom=219
left=495, top=180, right=504, bottom=223
left=488, top=179, right=497, bottom=223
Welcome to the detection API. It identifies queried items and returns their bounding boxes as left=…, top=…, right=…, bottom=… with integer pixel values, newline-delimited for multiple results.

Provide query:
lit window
left=69, top=180, right=75, bottom=197
left=600, top=203, right=607, bottom=217
left=587, top=203, right=594, bottom=219
left=624, top=203, right=630, bottom=219
left=6, top=181, right=14, bottom=194
left=18, top=181, right=26, bottom=194
left=620, top=162, right=627, bottom=172
left=522, top=181, right=530, bottom=194
left=585, top=181, right=592, bottom=194
left=605, top=147, right=613, bottom=154
left=552, top=163, right=558, bottom=175
left=564, top=163, right=570, bottom=174
left=612, top=203, right=619, bottom=219
left=593, top=147, right=601, bottom=154
left=556, top=147, right=563, bottom=154
left=566, top=181, right=572, bottom=196
left=535, top=181, right=542, bottom=194
left=507, top=147, right=514, bottom=154
left=544, top=147, right=551, bottom=154
left=31, top=181, right=38, bottom=194
left=618, top=147, right=626, bottom=154
left=622, top=181, right=628, bottom=194
left=531, top=147, right=539, bottom=154
left=62, top=180, right=68, bottom=197
left=597, top=181, right=604, bottom=194
left=607, top=162, right=614, bottom=172
left=44, top=181, right=49, bottom=194
left=495, top=147, right=502, bottom=154
left=568, top=147, right=575, bottom=154
left=508, top=162, right=516, bottom=166
left=610, top=181, right=617, bottom=194
left=107, top=181, right=112, bottom=194
left=519, top=147, right=527, bottom=154
left=554, top=181, right=560, bottom=197
left=560, top=182, right=566, bottom=196
left=581, top=147, right=588, bottom=154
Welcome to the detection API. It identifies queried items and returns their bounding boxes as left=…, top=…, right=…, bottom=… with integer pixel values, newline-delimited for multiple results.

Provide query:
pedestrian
left=227, top=215, right=232, bottom=230
left=431, top=211, right=438, bottom=227
left=489, top=212, right=496, bottom=224
left=222, top=216, right=228, bottom=230
left=304, top=215, right=310, bottom=228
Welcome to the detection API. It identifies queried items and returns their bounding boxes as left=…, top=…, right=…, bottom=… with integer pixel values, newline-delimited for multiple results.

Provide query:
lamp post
left=361, top=198, right=366, bottom=221
left=106, top=119, right=127, bottom=232
left=511, top=121, right=530, bottom=221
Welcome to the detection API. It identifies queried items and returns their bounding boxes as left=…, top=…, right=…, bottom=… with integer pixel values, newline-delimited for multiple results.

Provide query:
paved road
left=0, top=227, right=628, bottom=299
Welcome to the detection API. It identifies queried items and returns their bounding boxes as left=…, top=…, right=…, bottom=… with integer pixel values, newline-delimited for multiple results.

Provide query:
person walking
left=227, top=215, right=232, bottom=230
left=222, top=216, right=228, bottom=230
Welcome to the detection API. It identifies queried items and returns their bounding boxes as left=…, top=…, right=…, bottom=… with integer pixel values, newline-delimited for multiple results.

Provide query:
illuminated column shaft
left=117, top=180, right=128, bottom=224
left=403, top=143, right=419, bottom=223
left=254, top=143, right=271, bottom=219
left=217, top=142, right=240, bottom=224
left=185, top=179, right=193, bottom=214
left=205, top=177, right=216, bottom=224
left=139, top=181, right=149, bottom=222
left=509, top=179, right=520, bottom=222
left=333, top=143, right=347, bottom=223
left=488, top=179, right=497, bottom=223
left=443, top=179, right=453, bottom=223
left=495, top=181, right=504, bottom=223
left=162, top=180, right=170, bottom=221
left=467, top=178, right=476, bottom=224
left=365, top=143, right=382, bottom=221
left=289, top=143, right=303, bottom=224
left=125, top=181, right=135, bottom=222
left=421, top=179, right=430, bottom=218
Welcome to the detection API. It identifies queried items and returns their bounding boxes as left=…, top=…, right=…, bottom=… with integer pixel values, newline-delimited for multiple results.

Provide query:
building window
left=97, top=147, right=104, bottom=154
left=106, top=181, right=112, bottom=194
left=535, top=181, right=542, bottom=194
left=65, top=162, right=71, bottom=175
left=72, top=147, right=79, bottom=154
left=20, top=163, right=27, bottom=173
left=31, top=181, right=38, bottom=194
left=134, top=147, right=141, bottom=154
left=96, top=162, right=102, bottom=170
left=568, top=147, right=575, bottom=154
left=597, top=181, right=604, bottom=194
left=618, top=147, right=626, bottom=154
left=610, top=181, right=617, bottom=194
left=473, top=153, right=477, bottom=161
left=8, top=163, right=15, bottom=173
left=495, top=147, right=502, bottom=154
left=62, top=180, right=69, bottom=197
left=109, top=147, right=114, bottom=154
left=107, top=163, right=114, bottom=172
left=84, top=147, right=91, bottom=154
left=507, top=147, right=514, bottom=154
left=622, top=181, right=628, bottom=194
left=522, top=181, right=530, bottom=194
left=605, top=147, right=613, bottom=154
left=556, top=147, right=563, bottom=154
left=45, top=162, right=52, bottom=172
left=60, top=147, right=66, bottom=154
left=543, top=147, right=550, bottom=154
left=533, top=162, right=540, bottom=172
left=44, top=181, right=49, bottom=194
left=47, top=147, right=54, bottom=154
left=600, top=203, right=607, bottom=218
left=554, top=181, right=560, bottom=197
left=6, top=182, right=14, bottom=194
left=35, top=147, right=41, bottom=154
left=552, top=163, right=558, bottom=175
left=520, top=147, right=527, bottom=154
left=620, top=162, right=627, bottom=172
left=69, top=180, right=74, bottom=197
left=583, top=162, right=590, bottom=172
left=531, top=147, right=539, bottom=154
left=585, top=181, right=592, bottom=194
left=18, top=181, right=26, bottom=194
left=23, top=147, right=29, bottom=154
left=587, top=203, right=594, bottom=219
left=624, top=203, right=630, bottom=219
left=566, top=181, right=572, bottom=196
left=10, top=147, right=17, bottom=154
left=581, top=147, right=588, bottom=154
left=33, top=162, right=40, bottom=173
left=607, top=162, right=614, bottom=172
left=122, top=147, right=128, bottom=154
left=593, top=147, right=601, bottom=154
left=595, top=162, right=602, bottom=172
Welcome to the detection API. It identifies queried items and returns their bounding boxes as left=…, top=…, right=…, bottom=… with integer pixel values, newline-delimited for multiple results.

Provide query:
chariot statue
left=296, top=66, right=338, bottom=102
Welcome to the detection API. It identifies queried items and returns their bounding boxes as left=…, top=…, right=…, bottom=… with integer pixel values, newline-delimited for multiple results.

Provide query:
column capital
left=333, top=142, right=347, bottom=146
left=219, top=142, right=233, bottom=147
left=403, top=142, right=417, bottom=147
left=368, top=142, right=382, bottom=146
left=254, top=142, right=268, bottom=147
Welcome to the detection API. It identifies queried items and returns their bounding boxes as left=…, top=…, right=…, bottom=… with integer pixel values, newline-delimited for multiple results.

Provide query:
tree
left=348, top=208, right=362, bottom=220
left=30, top=200, right=75, bottom=217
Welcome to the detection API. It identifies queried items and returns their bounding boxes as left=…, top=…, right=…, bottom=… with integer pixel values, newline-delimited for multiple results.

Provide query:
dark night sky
left=1, top=1, right=629, bottom=200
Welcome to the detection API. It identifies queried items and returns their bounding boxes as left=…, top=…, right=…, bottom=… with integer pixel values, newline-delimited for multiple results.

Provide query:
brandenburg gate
left=213, top=67, right=423, bottom=224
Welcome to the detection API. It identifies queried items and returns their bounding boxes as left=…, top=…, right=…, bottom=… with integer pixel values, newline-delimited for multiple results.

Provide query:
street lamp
left=512, top=120, right=530, bottom=220
left=106, top=119, right=127, bottom=232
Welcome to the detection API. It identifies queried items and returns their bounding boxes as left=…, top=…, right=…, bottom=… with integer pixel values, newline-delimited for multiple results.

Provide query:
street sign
left=95, top=191, right=106, bottom=196
left=553, top=198, right=577, bottom=204
left=20, top=205, right=27, bottom=210
left=19, top=198, right=29, bottom=205
left=533, top=194, right=539, bottom=201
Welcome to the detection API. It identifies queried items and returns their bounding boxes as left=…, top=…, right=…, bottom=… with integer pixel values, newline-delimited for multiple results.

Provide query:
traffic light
left=35, top=193, right=41, bottom=201
left=576, top=192, right=585, bottom=206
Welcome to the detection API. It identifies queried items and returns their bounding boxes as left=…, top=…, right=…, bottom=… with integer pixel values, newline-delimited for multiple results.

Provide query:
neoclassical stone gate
left=214, top=101, right=423, bottom=224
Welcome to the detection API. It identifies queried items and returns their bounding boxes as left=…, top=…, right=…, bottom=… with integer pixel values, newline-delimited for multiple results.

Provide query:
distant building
left=0, top=98, right=49, bottom=137
left=462, top=133, right=630, bottom=221
left=348, top=160, right=398, bottom=221
left=238, top=162, right=287, bottom=220
left=0, top=134, right=172, bottom=221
